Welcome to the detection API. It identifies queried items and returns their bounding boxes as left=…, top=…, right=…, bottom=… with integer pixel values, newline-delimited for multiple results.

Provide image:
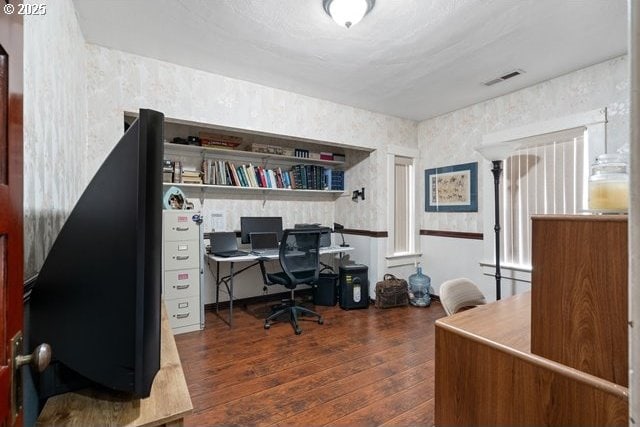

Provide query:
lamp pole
left=491, top=160, right=503, bottom=300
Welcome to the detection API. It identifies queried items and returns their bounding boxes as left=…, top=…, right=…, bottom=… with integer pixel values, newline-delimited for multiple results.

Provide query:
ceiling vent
left=483, top=69, right=526, bottom=86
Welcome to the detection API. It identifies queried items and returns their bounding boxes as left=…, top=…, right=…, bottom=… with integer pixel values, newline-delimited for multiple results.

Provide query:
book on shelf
left=173, top=161, right=182, bottom=183
left=229, top=163, right=239, bottom=186
left=324, top=169, right=344, bottom=191
left=192, top=157, right=338, bottom=191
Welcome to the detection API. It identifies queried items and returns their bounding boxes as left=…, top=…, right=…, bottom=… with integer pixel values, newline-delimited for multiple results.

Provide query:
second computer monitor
left=240, top=216, right=283, bottom=244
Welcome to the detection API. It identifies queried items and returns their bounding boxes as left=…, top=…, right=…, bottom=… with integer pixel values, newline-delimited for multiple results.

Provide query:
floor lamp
left=476, top=144, right=513, bottom=301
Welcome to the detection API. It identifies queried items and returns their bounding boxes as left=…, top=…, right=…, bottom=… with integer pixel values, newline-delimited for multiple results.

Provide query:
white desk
left=206, top=246, right=353, bottom=327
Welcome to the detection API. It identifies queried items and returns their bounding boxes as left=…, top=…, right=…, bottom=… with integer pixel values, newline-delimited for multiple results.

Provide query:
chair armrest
left=258, top=259, right=275, bottom=286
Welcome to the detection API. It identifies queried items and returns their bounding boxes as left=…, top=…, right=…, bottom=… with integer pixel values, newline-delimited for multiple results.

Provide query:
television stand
left=37, top=304, right=192, bottom=426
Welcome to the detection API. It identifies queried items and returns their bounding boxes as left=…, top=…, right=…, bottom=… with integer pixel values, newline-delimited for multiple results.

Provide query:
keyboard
left=213, top=250, right=249, bottom=258
left=251, top=249, right=280, bottom=257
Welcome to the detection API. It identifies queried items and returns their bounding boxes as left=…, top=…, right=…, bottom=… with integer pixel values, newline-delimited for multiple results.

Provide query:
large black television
left=28, top=109, right=164, bottom=399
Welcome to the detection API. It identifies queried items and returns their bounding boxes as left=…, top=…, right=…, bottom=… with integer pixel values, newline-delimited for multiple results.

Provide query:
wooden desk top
left=435, top=292, right=628, bottom=400
left=436, top=291, right=532, bottom=353
left=37, top=306, right=193, bottom=427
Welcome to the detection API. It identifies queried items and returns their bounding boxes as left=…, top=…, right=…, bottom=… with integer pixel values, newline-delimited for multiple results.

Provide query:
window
left=393, top=156, right=414, bottom=254
left=480, top=108, right=607, bottom=281
left=501, top=128, right=587, bottom=267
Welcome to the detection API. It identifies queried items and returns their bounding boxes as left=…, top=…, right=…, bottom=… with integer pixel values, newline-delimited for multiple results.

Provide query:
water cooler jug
left=408, top=263, right=431, bottom=307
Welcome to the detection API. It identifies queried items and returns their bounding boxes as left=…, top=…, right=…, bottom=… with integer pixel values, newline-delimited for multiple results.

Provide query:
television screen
left=240, top=216, right=283, bottom=244
left=28, top=109, right=164, bottom=399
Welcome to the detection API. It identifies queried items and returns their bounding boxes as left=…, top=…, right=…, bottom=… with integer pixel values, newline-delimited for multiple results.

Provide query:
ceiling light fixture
left=323, top=0, right=375, bottom=29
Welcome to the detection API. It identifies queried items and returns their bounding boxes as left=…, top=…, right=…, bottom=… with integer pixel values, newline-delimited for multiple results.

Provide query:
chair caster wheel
left=264, top=323, right=271, bottom=330
left=295, top=328, right=302, bottom=335
left=318, top=318, right=324, bottom=325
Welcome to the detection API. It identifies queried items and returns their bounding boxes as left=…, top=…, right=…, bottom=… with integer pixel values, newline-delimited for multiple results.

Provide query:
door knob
left=10, top=333, right=52, bottom=423
left=15, top=343, right=52, bottom=372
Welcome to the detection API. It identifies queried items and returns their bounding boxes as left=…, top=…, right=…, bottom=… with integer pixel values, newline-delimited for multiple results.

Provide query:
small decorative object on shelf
left=163, top=160, right=174, bottom=183
left=199, top=131, right=242, bottom=149
left=408, top=263, right=431, bottom=307
left=163, top=186, right=188, bottom=210
left=294, top=148, right=310, bottom=158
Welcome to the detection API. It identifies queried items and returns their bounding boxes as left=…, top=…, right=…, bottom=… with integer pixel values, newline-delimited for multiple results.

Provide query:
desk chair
left=439, top=278, right=487, bottom=316
left=259, top=228, right=324, bottom=335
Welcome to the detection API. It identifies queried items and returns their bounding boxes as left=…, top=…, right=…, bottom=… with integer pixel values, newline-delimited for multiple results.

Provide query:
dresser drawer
left=163, top=211, right=200, bottom=241
left=164, top=268, right=200, bottom=299
left=164, top=240, right=200, bottom=270
left=166, top=296, right=200, bottom=329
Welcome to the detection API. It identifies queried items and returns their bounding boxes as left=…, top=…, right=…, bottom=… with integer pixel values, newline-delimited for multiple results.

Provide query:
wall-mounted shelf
left=164, top=182, right=344, bottom=200
left=164, top=143, right=345, bottom=168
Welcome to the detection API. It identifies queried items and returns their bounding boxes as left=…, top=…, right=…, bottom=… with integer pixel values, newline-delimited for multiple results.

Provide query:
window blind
left=501, top=128, right=587, bottom=267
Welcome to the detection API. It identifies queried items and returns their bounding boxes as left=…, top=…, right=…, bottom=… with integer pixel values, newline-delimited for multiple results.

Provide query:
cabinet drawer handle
left=175, top=284, right=190, bottom=290
left=175, top=227, right=190, bottom=231
left=176, top=313, right=190, bottom=319
left=176, top=256, right=189, bottom=261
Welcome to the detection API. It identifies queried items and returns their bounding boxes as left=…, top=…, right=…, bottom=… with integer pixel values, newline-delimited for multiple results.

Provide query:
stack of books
left=181, top=166, right=202, bottom=184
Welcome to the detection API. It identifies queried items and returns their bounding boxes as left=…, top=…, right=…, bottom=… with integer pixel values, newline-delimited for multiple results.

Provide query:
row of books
left=201, top=159, right=343, bottom=191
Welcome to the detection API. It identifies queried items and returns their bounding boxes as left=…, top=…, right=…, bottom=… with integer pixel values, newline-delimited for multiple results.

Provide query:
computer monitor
left=240, top=216, right=283, bottom=244
left=294, top=223, right=332, bottom=247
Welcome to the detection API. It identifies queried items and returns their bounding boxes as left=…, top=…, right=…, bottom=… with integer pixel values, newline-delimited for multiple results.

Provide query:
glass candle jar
left=588, top=153, right=629, bottom=213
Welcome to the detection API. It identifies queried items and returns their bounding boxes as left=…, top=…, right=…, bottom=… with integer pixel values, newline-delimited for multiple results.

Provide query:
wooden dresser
left=531, top=215, right=628, bottom=386
left=435, top=214, right=629, bottom=425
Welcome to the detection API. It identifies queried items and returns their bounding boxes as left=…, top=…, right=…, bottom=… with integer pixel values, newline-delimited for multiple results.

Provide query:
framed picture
left=425, top=162, right=478, bottom=212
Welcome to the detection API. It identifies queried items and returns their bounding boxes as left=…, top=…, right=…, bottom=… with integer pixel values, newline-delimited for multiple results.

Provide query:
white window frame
left=386, top=147, right=421, bottom=267
left=478, top=108, right=607, bottom=283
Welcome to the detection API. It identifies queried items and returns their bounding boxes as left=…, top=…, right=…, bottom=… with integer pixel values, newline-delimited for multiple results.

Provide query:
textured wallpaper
left=418, top=56, right=629, bottom=233
left=23, top=0, right=88, bottom=278
left=84, top=45, right=418, bottom=233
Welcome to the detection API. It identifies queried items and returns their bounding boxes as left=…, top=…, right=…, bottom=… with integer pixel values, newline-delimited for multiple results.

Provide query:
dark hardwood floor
left=174, top=299, right=445, bottom=426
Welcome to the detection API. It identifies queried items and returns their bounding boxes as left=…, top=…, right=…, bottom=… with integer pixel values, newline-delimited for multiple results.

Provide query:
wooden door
left=0, top=5, right=24, bottom=427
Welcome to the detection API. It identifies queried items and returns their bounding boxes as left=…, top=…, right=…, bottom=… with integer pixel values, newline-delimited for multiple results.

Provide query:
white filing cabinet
left=162, top=210, right=204, bottom=334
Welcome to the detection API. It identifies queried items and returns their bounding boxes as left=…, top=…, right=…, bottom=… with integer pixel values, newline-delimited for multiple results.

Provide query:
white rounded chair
left=439, top=278, right=487, bottom=316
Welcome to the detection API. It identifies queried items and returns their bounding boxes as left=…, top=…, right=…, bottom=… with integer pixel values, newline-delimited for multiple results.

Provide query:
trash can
left=313, top=272, right=338, bottom=306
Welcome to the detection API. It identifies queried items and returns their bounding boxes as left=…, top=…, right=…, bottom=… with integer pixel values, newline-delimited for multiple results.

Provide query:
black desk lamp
left=333, top=222, right=349, bottom=247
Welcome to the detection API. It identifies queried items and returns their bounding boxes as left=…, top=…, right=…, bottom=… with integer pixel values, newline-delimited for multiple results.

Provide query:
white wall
left=418, top=56, right=630, bottom=300
left=23, top=0, right=88, bottom=278
left=84, top=45, right=417, bottom=302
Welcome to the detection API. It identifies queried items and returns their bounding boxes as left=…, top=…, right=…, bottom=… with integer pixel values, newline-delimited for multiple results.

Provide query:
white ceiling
left=72, top=0, right=628, bottom=121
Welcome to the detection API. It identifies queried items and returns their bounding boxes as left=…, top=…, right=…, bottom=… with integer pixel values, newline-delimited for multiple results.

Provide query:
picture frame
left=425, top=162, right=478, bottom=212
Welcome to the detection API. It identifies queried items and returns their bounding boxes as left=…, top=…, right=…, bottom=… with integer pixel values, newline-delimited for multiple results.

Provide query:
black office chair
left=259, top=228, right=324, bottom=335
